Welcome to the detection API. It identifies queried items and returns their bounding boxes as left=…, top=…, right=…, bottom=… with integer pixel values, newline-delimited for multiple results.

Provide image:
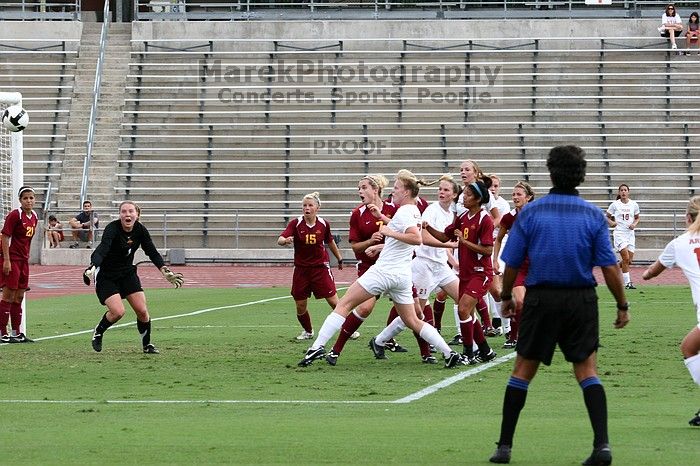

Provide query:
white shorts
left=696, top=304, right=700, bottom=331
left=613, top=230, right=636, bottom=253
left=357, top=267, right=414, bottom=305
left=412, top=257, right=458, bottom=300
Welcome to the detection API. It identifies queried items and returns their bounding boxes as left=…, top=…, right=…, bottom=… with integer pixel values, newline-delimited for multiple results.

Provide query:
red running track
left=27, top=264, right=687, bottom=300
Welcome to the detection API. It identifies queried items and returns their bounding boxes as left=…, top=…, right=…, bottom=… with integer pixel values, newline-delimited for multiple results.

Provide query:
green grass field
left=0, top=285, right=698, bottom=465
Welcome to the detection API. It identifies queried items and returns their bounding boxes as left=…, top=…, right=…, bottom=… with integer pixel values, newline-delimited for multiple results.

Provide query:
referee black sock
left=580, top=376, right=609, bottom=447
left=95, top=312, right=114, bottom=335
left=497, top=376, right=529, bottom=447
left=137, top=319, right=151, bottom=347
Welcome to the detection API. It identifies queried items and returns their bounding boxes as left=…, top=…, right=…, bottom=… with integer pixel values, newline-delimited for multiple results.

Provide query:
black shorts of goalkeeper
left=95, top=271, right=143, bottom=305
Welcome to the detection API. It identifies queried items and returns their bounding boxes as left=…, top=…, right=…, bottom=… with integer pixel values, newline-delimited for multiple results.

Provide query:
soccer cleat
left=368, top=337, right=387, bottom=360
left=447, top=334, right=463, bottom=346
left=0, top=334, right=10, bottom=344
left=484, top=326, right=500, bottom=337
left=385, top=339, right=408, bottom=353
left=690, top=409, right=700, bottom=426
left=295, top=330, right=314, bottom=340
left=143, top=344, right=160, bottom=354
left=325, top=350, right=339, bottom=366
left=476, top=349, right=497, bottom=363
left=444, top=351, right=462, bottom=368
left=91, top=330, right=103, bottom=353
left=489, top=443, right=512, bottom=464
left=624, top=282, right=636, bottom=290
left=349, top=331, right=361, bottom=340
left=503, top=339, right=517, bottom=349
left=460, top=354, right=479, bottom=366
left=69, top=242, right=79, bottom=249
left=421, top=355, right=438, bottom=364
left=10, top=333, right=33, bottom=343
left=581, top=443, right=612, bottom=466
left=298, top=346, right=325, bottom=367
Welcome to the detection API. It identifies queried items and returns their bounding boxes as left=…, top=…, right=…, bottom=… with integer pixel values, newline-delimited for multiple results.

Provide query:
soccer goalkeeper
left=83, top=201, right=183, bottom=354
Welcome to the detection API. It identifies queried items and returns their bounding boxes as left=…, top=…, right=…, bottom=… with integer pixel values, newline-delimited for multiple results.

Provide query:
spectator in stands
left=685, top=12, right=700, bottom=54
left=606, top=184, right=640, bottom=290
left=46, top=214, right=64, bottom=248
left=0, top=186, right=38, bottom=344
left=277, top=192, right=343, bottom=341
left=424, top=179, right=498, bottom=365
left=488, top=145, right=630, bottom=465
left=659, top=4, right=684, bottom=51
left=642, top=195, right=700, bottom=427
left=298, top=170, right=462, bottom=369
left=69, top=200, right=99, bottom=249
left=83, top=200, right=183, bottom=354
left=492, top=181, right=536, bottom=349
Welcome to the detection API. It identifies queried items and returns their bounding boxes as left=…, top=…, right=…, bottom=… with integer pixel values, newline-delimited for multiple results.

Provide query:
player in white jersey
left=606, top=184, right=640, bottom=289
left=487, top=174, right=512, bottom=335
left=298, top=170, right=462, bottom=368
left=642, top=195, right=700, bottom=427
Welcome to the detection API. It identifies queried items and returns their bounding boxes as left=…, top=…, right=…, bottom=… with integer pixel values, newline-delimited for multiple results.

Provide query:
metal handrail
left=0, top=0, right=80, bottom=21
left=80, top=0, right=109, bottom=208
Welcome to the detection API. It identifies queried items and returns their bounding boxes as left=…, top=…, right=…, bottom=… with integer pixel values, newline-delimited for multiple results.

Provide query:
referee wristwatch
left=616, top=302, right=629, bottom=312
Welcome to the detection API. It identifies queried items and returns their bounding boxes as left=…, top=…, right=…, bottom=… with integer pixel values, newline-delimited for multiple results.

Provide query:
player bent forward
left=83, top=201, right=183, bottom=353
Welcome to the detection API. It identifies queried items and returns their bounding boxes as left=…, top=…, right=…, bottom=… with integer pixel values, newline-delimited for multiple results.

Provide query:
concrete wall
left=133, top=19, right=660, bottom=46
left=0, top=21, right=82, bottom=49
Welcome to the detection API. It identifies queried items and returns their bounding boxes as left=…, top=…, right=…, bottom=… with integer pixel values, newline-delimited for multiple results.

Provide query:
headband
left=470, top=182, right=484, bottom=199
left=18, top=187, right=34, bottom=197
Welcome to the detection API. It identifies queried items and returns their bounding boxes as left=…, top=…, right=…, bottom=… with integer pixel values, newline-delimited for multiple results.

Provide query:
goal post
left=0, top=91, right=27, bottom=335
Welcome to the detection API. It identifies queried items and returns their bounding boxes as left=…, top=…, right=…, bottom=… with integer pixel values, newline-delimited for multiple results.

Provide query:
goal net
left=0, top=91, right=26, bottom=334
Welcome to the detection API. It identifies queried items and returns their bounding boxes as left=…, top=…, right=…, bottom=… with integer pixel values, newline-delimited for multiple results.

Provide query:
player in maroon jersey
left=0, top=186, right=38, bottom=343
left=425, top=180, right=497, bottom=364
left=278, top=192, right=343, bottom=341
left=493, top=181, right=535, bottom=349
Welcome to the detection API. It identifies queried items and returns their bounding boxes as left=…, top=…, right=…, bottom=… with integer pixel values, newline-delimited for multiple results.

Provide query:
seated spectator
left=69, top=200, right=99, bottom=249
left=659, top=4, right=684, bottom=51
left=46, top=214, right=64, bottom=248
left=685, top=11, right=700, bottom=55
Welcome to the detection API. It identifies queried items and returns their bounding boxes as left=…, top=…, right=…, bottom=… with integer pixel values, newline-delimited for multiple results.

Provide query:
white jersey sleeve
left=415, top=202, right=454, bottom=263
left=375, top=204, right=421, bottom=272
left=659, top=232, right=700, bottom=307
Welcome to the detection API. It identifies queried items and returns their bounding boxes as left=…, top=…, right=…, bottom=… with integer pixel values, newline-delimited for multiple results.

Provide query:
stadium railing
left=0, top=1, right=80, bottom=21
left=0, top=39, right=77, bottom=209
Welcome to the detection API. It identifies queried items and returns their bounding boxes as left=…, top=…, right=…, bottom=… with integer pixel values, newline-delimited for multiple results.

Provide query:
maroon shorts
left=459, top=274, right=491, bottom=301
left=0, top=260, right=29, bottom=290
left=291, top=265, right=337, bottom=300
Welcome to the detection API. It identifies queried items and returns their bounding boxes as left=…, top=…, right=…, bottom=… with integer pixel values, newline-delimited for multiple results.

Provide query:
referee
left=489, top=146, right=630, bottom=465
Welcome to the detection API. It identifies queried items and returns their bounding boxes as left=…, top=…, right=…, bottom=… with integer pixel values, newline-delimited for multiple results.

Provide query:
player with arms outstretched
left=83, top=201, right=183, bottom=354
left=643, top=195, right=700, bottom=426
left=0, top=186, right=38, bottom=343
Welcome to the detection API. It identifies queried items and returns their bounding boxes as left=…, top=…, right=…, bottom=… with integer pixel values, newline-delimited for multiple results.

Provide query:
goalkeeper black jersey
left=90, top=220, right=165, bottom=277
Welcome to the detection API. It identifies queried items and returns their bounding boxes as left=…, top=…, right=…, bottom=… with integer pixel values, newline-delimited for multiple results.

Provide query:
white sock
left=310, top=312, right=345, bottom=350
left=502, top=317, right=511, bottom=335
left=419, top=323, right=452, bottom=357
left=684, top=353, right=700, bottom=385
left=351, top=309, right=366, bottom=321
left=622, top=272, right=631, bottom=284
left=453, top=304, right=461, bottom=335
left=487, top=294, right=499, bottom=318
left=375, top=316, right=406, bottom=346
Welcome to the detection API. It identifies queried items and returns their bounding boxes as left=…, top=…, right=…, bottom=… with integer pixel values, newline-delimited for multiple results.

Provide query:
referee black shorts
left=516, top=287, right=599, bottom=365
left=95, top=270, right=144, bottom=305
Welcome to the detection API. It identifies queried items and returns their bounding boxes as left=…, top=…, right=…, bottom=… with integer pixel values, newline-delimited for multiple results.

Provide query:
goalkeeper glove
left=83, top=264, right=96, bottom=286
left=161, top=266, right=184, bottom=288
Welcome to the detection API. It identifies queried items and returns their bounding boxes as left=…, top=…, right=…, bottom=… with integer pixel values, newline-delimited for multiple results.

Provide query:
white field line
left=1, top=287, right=514, bottom=404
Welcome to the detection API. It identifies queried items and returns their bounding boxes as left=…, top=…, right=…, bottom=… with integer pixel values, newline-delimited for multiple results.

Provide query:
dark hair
left=666, top=4, right=676, bottom=12
left=690, top=11, right=699, bottom=23
left=546, top=145, right=586, bottom=190
left=18, top=186, right=34, bottom=198
left=615, top=183, right=630, bottom=200
left=48, top=215, right=57, bottom=222
left=467, top=180, right=491, bottom=206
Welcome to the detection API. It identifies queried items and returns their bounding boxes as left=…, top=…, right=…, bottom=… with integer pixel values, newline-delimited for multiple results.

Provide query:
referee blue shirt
left=501, top=188, right=618, bottom=288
